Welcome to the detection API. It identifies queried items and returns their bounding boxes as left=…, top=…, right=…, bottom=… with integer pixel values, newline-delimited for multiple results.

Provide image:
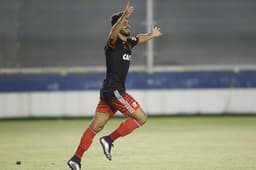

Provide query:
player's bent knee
left=90, top=125, right=103, bottom=133
left=89, top=112, right=110, bottom=133
left=140, top=113, right=148, bottom=125
left=90, top=122, right=106, bottom=133
left=130, top=109, right=148, bottom=125
left=136, top=113, right=148, bottom=126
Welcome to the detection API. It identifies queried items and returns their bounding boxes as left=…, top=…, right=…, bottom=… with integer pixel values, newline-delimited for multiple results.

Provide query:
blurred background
left=1, top=0, right=256, bottom=68
left=0, top=0, right=256, bottom=118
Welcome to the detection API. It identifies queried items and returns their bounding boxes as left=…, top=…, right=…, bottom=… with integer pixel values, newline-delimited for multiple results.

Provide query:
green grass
left=0, top=116, right=256, bottom=170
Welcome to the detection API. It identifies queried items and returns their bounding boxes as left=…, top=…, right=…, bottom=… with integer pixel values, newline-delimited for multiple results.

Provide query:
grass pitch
left=0, top=116, right=256, bottom=170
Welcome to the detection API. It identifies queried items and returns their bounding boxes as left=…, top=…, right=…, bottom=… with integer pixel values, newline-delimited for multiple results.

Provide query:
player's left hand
left=152, top=26, right=162, bottom=37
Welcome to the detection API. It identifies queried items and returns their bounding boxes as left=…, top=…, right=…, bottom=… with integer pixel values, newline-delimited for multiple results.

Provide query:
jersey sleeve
left=106, top=40, right=116, bottom=49
left=128, top=36, right=139, bottom=48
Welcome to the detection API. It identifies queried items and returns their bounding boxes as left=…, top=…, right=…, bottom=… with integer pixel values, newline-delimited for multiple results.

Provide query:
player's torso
left=104, top=39, right=133, bottom=89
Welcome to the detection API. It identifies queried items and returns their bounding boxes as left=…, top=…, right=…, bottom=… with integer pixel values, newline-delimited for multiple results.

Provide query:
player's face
left=120, top=18, right=131, bottom=37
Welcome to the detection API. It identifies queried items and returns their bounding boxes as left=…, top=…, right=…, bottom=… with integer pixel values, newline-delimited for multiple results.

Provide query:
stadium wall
left=0, top=71, right=256, bottom=118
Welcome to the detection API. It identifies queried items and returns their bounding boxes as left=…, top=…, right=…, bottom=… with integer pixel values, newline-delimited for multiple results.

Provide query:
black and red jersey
left=100, top=36, right=139, bottom=101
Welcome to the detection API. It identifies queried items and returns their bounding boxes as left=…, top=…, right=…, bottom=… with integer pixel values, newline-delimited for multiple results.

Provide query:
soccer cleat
left=99, top=136, right=114, bottom=161
left=67, top=156, right=81, bottom=170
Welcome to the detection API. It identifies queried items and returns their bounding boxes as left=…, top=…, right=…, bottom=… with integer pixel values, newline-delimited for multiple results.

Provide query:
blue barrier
left=0, top=71, right=256, bottom=92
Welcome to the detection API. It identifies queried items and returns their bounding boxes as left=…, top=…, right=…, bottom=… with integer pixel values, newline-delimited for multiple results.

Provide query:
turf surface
left=0, top=116, right=256, bottom=170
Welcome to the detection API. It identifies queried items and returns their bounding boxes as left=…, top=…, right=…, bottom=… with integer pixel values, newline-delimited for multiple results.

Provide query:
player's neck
left=118, top=33, right=128, bottom=42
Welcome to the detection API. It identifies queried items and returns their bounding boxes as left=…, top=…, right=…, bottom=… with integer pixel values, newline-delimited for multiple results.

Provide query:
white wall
left=0, top=89, right=255, bottom=118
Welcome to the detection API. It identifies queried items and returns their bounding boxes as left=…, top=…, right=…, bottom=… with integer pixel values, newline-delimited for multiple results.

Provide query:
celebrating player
left=67, top=2, right=162, bottom=170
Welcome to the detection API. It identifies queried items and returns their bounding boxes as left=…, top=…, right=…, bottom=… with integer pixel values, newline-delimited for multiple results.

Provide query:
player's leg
left=68, top=111, right=111, bottom=170
left=108, top=107, right=147, bottom=142
left=129, top=107, right=147, bottom=125
left=74, top=111, right=111, bottom=159
left=68, top=100, right=114, bottom=170
left=100, top=92, right=147, bottom=160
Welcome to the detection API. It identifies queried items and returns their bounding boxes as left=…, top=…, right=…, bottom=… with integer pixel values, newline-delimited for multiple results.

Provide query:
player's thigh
left=129, top=107, right=148, bottom=125
left=91, top=99, right=116, bottom=132
left=90, top=112, right=111, bottom=132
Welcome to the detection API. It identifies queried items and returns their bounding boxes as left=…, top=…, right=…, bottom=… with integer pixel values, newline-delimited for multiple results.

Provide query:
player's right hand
left=125, top=1, right=134, bottom=17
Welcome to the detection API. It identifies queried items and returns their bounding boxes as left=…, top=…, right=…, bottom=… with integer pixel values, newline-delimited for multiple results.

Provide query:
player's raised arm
left=137, top=26, right=162, bottom=44
left=107, top=1, right=134, bottom=45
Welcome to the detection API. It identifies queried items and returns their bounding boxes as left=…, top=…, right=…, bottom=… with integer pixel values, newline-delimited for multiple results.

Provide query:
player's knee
left=90, top=125, right=104, bottom=133
left=138, top=113, right=148, bottom=125
left=142, top=113, right=148, bottom=124
left=90, top=122, right=105, bottom=133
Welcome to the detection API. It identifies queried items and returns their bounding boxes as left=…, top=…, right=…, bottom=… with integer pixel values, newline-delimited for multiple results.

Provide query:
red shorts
left=96, top=92, right=140, bottom=117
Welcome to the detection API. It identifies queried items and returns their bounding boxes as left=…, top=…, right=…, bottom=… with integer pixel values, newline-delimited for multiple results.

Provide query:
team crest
left=131, top=101, right=138, bottom=108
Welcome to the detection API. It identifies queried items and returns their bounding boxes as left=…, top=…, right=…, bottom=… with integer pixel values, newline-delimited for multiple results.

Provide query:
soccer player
left=67, top=2, right=162, bottom=170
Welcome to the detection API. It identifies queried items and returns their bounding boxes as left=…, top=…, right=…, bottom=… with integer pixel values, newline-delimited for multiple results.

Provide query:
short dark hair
left=111, top=12, right=123, bottom=26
